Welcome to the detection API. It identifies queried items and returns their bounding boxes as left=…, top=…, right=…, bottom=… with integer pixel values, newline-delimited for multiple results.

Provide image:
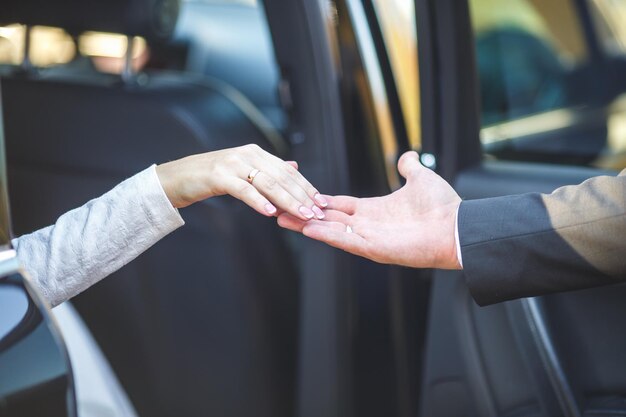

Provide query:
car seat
left=1, top=1, right=298, bottom=416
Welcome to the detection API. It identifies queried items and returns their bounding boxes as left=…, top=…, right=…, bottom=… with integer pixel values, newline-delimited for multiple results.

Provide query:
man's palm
left=278, top=152, right=462, bottom=269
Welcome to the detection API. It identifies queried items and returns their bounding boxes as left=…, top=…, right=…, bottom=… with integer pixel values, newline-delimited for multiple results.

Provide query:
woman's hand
left=156, top=144, right=328, bottom=221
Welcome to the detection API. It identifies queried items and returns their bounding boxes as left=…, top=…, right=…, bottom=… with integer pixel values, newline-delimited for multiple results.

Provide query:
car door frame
left=416, top=1, right=624, bottom=416
left=263, top=1, right=434, bottom=417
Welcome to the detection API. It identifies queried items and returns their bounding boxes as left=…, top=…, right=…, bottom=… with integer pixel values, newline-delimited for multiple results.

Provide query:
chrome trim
left=481, top=109, right=579, bottom=145
left=345, top=0, right=401, bottom=190
left=122, top=35, right=135, bottom=83
left=0, top=249, right=20, bottom=277
left=522, top=297, right=581, bottom=417
left=455, top=277, right=498, bottom=417
left=21, top=25, right=33, bottom=71
left=420, top=153, right=437, bottom=169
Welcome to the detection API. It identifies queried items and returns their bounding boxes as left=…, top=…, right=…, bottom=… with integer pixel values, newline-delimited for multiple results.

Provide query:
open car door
left=418, top=0, right=626, bottom=416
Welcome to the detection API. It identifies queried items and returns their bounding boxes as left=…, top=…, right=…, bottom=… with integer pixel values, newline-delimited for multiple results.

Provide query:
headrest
left=2, top=0, right=180, bottom=41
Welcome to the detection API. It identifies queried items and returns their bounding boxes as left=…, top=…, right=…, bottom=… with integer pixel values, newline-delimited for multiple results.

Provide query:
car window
left=589, top=0, right=626, bottom=57
left=471, top=0, right=587, bottom=124
left=371, top=0, right=420, bottom=149
left=470, top=0, right=626, bottom=170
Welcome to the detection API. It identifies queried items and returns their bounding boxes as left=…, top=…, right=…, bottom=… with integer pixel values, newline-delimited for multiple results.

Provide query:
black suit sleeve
left=458, top=171, right=626, bottom=306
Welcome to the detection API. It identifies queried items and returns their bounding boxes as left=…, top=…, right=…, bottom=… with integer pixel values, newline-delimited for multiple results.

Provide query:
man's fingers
left=286, top=161, right=299, bottom=170
left=277, top=213, right=307, bottom=232
left=325, top=195, right=358, bottom=215
left=301, top=221, right=370, bottom=256
left=279, top=214, right=373, bottom=259
left=278, top=214, right=355, bottom=235
left=322, top=209, right=352, bottom=224
left=397, top=151, right=423, bottom=180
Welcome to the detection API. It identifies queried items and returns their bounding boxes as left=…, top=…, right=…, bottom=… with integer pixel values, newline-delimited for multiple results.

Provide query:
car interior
left=1, top=0, right=626, bottom=416
left=2, top=1, right=301, bottom=416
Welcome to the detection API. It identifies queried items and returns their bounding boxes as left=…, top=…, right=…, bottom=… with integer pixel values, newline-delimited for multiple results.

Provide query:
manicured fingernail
left=312, top=206, right=325, bottom=219
left=314, top=193, right=328, bottom=207
left=299, top=206, right=315, bottom=219
left=265, top=203, right=277, bottom=215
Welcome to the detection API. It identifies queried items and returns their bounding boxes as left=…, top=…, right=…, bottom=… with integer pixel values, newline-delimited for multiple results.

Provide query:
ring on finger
left=247, top=169, right=261, bottom=184
left=346, top=225, right=353, bottom=234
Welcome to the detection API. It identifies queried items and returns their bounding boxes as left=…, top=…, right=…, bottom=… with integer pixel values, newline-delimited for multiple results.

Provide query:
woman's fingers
left=227, top=178, right=278, bottom=217
left=239, top=145, right=326, bottom=217
left=285, top=165, right=327, bottom=208
left=256, top=149, right=327, bottom=209
left=285, top=164, right=328, bottom=208
left=250, top=171, right=319, bottom=220
left=256, top=163, right=323, bottom=218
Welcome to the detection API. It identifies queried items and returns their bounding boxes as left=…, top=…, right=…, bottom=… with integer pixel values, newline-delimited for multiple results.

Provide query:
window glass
left=471, top=0, right=626, bottom=170
left=589, top=0, right=626, bottom=56
left=471, top=0, right=587, bottom=126
left=371, top=0, right=421, bottom=149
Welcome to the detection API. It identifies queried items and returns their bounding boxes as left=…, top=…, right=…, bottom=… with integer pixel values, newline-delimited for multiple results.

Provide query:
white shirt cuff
left=455, top=203, right=463, bottom=268
left=142, top=164, right=185, bottom=234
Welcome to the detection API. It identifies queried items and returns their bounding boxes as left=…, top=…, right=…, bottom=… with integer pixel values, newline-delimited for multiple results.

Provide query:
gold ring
left=346, top=225, right=353, bottom=234
left=247, top=169, right=260, bottom=184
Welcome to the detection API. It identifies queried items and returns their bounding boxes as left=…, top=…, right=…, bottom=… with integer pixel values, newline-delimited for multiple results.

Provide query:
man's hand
left=277, top=151, right=463, bottom=269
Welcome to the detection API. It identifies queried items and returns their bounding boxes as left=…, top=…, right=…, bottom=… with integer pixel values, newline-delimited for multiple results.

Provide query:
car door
left=0, top=85, right=76, bottom=417
left=263, top=1, right=435, bottom=416
left=418, top=0, right=626, bottom=416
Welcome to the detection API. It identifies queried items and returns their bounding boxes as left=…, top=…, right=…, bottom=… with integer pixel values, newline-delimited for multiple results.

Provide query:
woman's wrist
left=155, top=161, right=184, bottom=208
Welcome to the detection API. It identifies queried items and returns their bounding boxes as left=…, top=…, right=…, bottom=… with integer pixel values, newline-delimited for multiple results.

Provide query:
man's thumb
left=397, top=151, right=423, bottom=180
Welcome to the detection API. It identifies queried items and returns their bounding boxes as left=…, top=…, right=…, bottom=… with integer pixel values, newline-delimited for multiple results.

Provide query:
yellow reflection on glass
left=470, top=0, right=587, bottom=64
left=589, top=0, right=626, bottom=56
left=79, top=32, right=147, bottom=59
left=480, top=109, right=577, bottom=145
left=371, top=0, right=421, bottom=149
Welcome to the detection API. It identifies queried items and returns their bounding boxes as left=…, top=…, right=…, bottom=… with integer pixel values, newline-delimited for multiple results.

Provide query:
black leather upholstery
left=2, top=71, right=298, bottom=417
